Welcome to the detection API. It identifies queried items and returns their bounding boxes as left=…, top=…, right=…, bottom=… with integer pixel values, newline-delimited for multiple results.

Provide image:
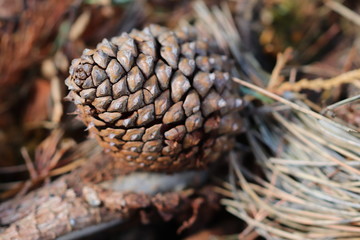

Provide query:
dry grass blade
left=195, top=2, right=360, bottom=238
left=194, top=0, right=270, bottom=87
left=325, top=0, right=360, bottom=26
left=233, top=77, right=358, bottom=135
left=220, top=101, right=360, bottom=238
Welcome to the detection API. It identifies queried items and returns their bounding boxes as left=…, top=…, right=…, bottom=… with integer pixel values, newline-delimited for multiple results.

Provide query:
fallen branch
left=0, top=148, right=220, bottom=240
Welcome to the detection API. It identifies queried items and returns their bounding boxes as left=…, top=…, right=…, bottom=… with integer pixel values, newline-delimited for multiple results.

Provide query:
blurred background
left=0, top=0, right=359, bottom=239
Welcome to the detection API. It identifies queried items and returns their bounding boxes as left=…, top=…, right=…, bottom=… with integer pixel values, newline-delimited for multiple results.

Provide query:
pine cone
left=65, top=24, right=243, bottom=172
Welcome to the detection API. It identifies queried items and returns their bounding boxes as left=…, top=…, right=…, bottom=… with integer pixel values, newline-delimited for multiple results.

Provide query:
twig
left=232, top=77, right=356, bottom=133
left=276, top=68, right=360, bottom=94
left=267, top=48, right=292, bottom=90
left=20, top=147, right=38, bottom=180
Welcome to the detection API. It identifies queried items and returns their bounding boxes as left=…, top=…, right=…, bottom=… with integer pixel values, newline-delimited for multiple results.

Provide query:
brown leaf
left=23, top=79, right=51, bottom=125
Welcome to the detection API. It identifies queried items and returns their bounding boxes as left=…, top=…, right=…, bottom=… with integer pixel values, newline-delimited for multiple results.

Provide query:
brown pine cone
left=65, top=24, right=243, bottom=172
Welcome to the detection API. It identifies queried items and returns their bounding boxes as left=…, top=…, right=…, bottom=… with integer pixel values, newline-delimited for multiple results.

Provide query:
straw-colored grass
left=195, top=1, right=360, bottom=239
left=220, top=91, right=360, bottom=239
